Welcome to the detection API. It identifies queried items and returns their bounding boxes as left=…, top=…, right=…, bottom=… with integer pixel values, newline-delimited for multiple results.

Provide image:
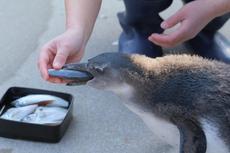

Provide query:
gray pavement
left=0, top=0, right=229, bottom=153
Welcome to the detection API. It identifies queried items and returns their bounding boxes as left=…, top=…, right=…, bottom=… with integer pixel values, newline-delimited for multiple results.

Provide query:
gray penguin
left=49, top=53, right=230, bottom=153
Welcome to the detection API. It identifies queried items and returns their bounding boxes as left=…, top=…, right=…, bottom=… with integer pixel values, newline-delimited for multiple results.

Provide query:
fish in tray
left=23, top=106, right=68, bottom=125
left=11, top=94, right=69, bottom=108
left=1, top=105, right=38, bottom=121
left=0, top=94, right=69, bottom=125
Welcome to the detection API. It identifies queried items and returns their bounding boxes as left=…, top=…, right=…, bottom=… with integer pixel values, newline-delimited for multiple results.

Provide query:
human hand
left=148, top=0, right=219, bottom=48
left=38, top=28, right=86, bottom=83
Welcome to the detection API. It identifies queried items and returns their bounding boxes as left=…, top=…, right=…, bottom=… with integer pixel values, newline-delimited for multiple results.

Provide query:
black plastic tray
left=0, top=87, right=73, bottom=143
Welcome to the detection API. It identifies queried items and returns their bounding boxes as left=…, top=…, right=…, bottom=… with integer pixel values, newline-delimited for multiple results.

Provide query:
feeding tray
left=0, top=87, right=73, bottom=143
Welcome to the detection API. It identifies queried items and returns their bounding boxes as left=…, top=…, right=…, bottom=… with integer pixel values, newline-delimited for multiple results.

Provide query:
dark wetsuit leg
left=118, top=0, right=173, bottom=57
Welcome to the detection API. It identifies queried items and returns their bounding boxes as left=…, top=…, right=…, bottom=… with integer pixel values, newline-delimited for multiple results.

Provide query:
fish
left=48, top=69, right=93, bottom=81
left=22, top=106, right=68, bottom=125
left=1, top=105, right=38, bottom=122
left=11, top=94, right=69, bottom=108
left=48, top=69, right=93, bottom=85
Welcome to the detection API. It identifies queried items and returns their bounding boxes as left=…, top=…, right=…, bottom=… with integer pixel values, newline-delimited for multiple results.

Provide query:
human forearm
left=149, top=0, right=230, bottom=48
left=39, top=0, right=101, bottom=81
left=65, top=0, right=102, bottom=45
left=203, top=0, right=230, bottom=18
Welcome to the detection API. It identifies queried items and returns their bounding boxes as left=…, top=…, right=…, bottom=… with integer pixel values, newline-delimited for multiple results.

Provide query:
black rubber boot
left=183, top=0, right=230, bottom=63
left=118, top=0, right=173, bottom=58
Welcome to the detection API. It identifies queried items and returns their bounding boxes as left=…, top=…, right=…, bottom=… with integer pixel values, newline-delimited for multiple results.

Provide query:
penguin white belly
left=200, top=118, right=229, bottom=153
left=107, top=83, right=229, bottom=152
left=124, top=102, right=180, bottom=147
left=108, top=83, right=180, bottom=146
left=126, top=104, right=229, bottom=153
left=140, top=111, right=180, bottom=146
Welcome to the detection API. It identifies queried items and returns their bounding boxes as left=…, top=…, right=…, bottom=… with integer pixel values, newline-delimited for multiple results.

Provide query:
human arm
left=38, top=0, right=102, bottom=83
left=148, top=0, right=230, bottom=48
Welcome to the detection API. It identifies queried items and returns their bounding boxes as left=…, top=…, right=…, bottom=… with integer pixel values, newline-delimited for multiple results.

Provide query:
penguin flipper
left=171, top=117, right=207, bottom=153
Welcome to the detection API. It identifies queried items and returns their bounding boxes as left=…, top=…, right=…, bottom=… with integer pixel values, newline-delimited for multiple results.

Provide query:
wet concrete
left=0, top=0, right=51, bottom=83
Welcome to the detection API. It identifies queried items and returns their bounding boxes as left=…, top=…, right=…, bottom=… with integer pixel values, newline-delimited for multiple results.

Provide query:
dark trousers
left=122, top=0, right=229, bottom=34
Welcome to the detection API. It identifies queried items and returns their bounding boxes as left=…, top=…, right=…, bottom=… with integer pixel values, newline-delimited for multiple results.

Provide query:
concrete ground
left=0, top=0, right=229, bottom=153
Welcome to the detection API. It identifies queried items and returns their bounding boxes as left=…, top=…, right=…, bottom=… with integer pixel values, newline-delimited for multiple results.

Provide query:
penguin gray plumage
left=62, top=52, right=230, bottom=153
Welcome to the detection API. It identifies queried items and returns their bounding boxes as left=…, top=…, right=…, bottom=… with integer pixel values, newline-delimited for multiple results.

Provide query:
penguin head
left=63, top=52, right=137, bottom=92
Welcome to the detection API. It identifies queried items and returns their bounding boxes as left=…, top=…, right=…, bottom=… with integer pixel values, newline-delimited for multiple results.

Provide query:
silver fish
left=22, top=106, right=68, bottom=125
left=1, top=105, right=38, bottom=121
left=48, top=68, right=93, bottom=81
left=11, top=94, right=69, bottom=108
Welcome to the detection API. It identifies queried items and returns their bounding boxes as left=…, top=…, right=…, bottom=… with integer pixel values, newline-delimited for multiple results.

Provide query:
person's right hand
left=38, top=28, right=86, bottom=83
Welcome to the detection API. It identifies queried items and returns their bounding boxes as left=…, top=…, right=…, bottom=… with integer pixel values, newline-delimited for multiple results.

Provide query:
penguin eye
left=94, top=65, right=104, bottom=73
left=91, top=63, right=109, bottom=73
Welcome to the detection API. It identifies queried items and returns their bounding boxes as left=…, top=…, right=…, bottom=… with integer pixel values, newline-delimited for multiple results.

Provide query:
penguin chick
left=63, top=52, right=230, bottom=153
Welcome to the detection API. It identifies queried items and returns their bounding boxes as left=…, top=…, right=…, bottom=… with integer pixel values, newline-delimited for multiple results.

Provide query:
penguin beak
left=63, top=63, right=88, bottom=72
left=48, top=63, right=94, bottom=86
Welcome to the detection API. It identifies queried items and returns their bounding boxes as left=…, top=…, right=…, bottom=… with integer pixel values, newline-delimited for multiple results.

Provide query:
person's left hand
left=148, top=0, right=217, bottom=48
